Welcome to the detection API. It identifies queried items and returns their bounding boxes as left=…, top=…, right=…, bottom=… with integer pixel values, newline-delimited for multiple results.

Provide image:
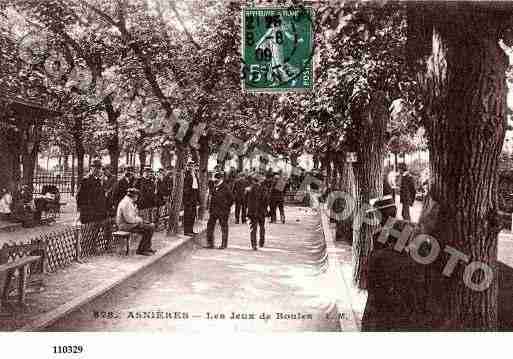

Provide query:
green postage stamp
left=241, top=6, right=314, bottom=92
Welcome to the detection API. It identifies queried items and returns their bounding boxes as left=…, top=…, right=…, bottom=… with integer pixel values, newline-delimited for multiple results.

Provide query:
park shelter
left=0, top=91, right=60, bottom=192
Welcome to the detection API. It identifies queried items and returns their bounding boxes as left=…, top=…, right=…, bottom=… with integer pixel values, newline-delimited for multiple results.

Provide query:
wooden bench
left=112, top=231, right=133, bottom=256
left=0, top=255, right=41, bottom=308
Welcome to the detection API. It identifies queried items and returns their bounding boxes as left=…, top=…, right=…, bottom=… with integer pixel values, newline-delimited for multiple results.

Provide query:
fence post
left=74, top=224, right=82, bottom=263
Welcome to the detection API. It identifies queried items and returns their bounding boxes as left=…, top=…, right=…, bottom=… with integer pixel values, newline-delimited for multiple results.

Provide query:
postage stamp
left=241, top=6, right=314, bottom=92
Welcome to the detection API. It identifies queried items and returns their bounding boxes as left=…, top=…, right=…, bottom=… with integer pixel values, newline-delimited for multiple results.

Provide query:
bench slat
left=112, top=231, right=130, bottom=236
left=0, top=256, right=41, bottom=272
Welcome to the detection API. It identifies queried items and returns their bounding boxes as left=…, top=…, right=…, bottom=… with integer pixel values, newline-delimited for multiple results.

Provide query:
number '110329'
left=52, top=345, right=84, bottom=354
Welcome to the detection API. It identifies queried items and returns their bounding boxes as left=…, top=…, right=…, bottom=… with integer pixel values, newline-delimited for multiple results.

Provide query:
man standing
left=206, top=172, right=234, bottom=249
left=111, top=166, right=136, bottom=212
left=135, top=167, right=156, bottom=210
left=233, top=172, right=250, bottom=224
left=246, top=173, right=269, bottom=250
left=398, top=163, right=416, bottom=221
left=183, top=161, right=199, bottom=236
left=77, top=159, right=108, bottom=224
left=116, top=188, right=156, bottom=256
left=155, top=168, right=170, bottom=206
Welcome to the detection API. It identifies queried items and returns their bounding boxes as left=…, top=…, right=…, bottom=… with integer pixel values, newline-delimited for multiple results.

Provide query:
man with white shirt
left=183, top=160, right=199, bottom=236
left=116, top=188, right=156, bottom=256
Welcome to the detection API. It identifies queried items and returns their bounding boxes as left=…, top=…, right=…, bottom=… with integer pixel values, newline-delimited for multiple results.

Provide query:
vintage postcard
left=0, top=0, right=512, bottom=356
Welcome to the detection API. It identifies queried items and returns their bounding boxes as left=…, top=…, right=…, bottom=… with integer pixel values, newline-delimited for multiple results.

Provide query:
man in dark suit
left=233, top=172, right=250, bottom=224
left=398, top=163, right=416, bottom=221
left=206, top=172, right=234, bottom=249
left=183, top=161, right=199, bottom=236
left=155, top=168, right=173, bottom=205
left=135, top=167, right=156, bottom=210
left=269, top=173, right=289, bottom=224
left=77, top=159, right=108, bottom=224
left=246, top=173, right=269, bottom=250
left=111, top=167, right=136, bottom=213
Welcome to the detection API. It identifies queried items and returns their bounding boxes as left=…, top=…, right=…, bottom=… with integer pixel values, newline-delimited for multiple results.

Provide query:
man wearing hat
left=183, top=160, right=199, bottom=236
left=398, top=163, right=416, bottom=221
left=116, top=188, right=155, bottom=256
left=111, top=166, right=136, bottom=212
left=206, top=172, right=234, bottom=249
left=233, top=172, right=250, bottom=224
left=269, top=172, right=289, bottom=224
left=77, top=159, right=108, bottom=224
left=135, top=167, right=156, bottom=210
left=246, top=173, right=269, bottom=250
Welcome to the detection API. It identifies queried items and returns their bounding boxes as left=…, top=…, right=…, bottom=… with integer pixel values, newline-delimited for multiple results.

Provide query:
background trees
left=2, top=0, right=512, bottom=330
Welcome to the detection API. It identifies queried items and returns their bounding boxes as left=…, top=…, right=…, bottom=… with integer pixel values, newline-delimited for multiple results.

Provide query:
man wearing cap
left=246, top=173, right=269, bottom=250
left=116, top=188, right=156, bottom=256
left=77, top=159, right=108, bottom=224
left=183, top=161, right=199, bottom=236
left=111, top=166, right=136, bottom=212
left=206, top=172, right=234, bottom=249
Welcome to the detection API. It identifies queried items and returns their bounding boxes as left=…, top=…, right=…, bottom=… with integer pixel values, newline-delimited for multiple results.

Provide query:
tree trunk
left=104, top=96, right=120, bottom=176
left=335, top=159, right=356, bottom=243
left=408, top=4, right=508, bottom=329
left=290, top=154, right=299, bottom=168
left=237, top=155, right=244, bottom=172
left=71, top=152, right=76, bottom=196
left=76, top=145, right=85, bottom=182
left=168, top=144, right=188, bottom=235
left=63, top=152, right=70, bottom=171
left=138, top=148, right=147, bottom=175
left=149, top=150, right=155, bottom=169
left=352, top=91, right=388, bottom=290
left=198, top=136, right=209, bottom=220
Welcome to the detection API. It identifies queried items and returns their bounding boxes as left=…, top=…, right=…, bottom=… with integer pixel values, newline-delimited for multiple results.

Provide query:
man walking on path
left=77, top=159, right=108, bottom=224
left=206, top=172, right=234, bottom=249
left=183, top=161, right=199, bottom=236
left=269, top=173, right=288, bottom=224
left=233, top=172, right=250, bottom=224
left=398, top=163, right=416, bottom=221
left=116, top=188, right=156, bottom=256
left=246, top=173, right=269, bottom=250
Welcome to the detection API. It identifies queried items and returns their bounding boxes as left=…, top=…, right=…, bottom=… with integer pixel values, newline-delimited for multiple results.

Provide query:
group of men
left=76, top=159, right=174, bottom=256
left=386, top=163, right=417, bottom=221
left=205, top=170, right=289, bottom=251
left=76, top=158, right=291, bottom=255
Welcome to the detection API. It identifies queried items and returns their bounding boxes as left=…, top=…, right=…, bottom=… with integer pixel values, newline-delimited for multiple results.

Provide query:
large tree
left=407, top=1, right=513, bottom=330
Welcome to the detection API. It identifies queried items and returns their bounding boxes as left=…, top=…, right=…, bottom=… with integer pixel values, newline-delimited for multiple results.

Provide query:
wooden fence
left=0, top=204, right=170, bottom=274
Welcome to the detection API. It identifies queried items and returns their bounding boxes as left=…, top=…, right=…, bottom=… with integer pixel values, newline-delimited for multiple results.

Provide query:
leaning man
left=116, top=188, right=156, bottom=256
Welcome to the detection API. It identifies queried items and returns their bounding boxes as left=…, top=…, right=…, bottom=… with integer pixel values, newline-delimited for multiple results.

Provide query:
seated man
left=116, top=188, right=156, bottom=256
left=0, top=188, right=13, bottom=220
left=13, top=185, right=37, bottom=225
left=37, top=184, right=61, bottom=212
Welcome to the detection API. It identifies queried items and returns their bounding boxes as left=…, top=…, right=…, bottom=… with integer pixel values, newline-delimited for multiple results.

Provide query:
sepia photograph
left=0, top=1, right=512, bottom=350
